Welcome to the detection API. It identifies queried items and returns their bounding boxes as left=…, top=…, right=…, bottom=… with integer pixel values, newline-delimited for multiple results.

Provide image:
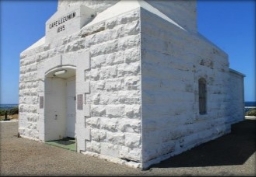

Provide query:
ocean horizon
left=0, top=104, right=18, bottom=110
left=245, top=101, right=256, bottom=107
left=0, top=101, right=255, bottom=110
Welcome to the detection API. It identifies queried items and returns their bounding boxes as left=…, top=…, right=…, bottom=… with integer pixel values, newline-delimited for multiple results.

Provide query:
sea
left=245, top=101, right=256, bottom=107
left=0, top=104, right=18, bottom=110
left=0, top=102, right=255, bottom=110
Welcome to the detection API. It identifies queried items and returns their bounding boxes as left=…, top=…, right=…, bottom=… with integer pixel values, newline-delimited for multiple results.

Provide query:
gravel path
left=0, top=120, right=255, bottom=176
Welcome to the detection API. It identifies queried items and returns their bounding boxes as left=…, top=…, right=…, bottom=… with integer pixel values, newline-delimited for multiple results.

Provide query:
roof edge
left=21, top=36, right=45, bottom=54
left=229, top=68, right=246, bottom=77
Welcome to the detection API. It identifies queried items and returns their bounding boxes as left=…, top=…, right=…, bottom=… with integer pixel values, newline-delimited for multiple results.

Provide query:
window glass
left=199, top=78, right=207, bottom=114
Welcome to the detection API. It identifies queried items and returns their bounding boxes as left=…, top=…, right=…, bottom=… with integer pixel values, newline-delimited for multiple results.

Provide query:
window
left=199, top=78, right=207, bottom=114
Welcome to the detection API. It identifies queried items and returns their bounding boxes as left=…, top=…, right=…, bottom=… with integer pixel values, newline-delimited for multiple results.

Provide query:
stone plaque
left=39, top=96, right=44, bottom=109
left=77, top=94, right=83, bottom=110
left=45, top=5, right=95, bottom=43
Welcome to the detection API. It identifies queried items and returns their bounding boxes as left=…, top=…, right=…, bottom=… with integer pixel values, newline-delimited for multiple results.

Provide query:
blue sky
left=0, top=0, right=255, bottom=104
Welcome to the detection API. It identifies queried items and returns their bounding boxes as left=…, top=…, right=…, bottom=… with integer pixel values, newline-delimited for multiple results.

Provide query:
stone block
left=125, top=133, right=141, bottom=148
left=118, top=118, right=141, bottom=134
left=91, top=55, right=106, bottom=68
left=104, top=78, right=124, bottom=91
left=100, top=118, right=118, bottom=132
left=91, top=129, right=106, bottom=141
left=100, top=66, right=117, bottom=79
left=91, top=105, right=106, bottom=117
left=118, top=35, right=140, bottom=51
left=124, top=76, right=140, bottom=90
left=86, top=117, right=100, bottom=128
left=90, top=40, right=118, bottom=57
left=94, top=80, right=105, bottom=90
left=124, top=47, right=140, bottom=64
left=125, top=104, right=141, bottom=119
left=91, top=93, right=100, bottom=104
left=117, top=63, right=140, bottom=77
left=90, top=68, right=100, bottom=81
left=126, top=148, right=141, bottom=162
left=87, top=141, right=101, bottom=153
left=119, top=146, right=129, bottom=159
left=105, top=18, right=117, bottom=29
left=118, top=90, right=141, bottom=104
left=124, top=20, right=140, bottom=35
left=106, top=105, right=125, bottom=118
left=101, top=142, right=119, bottom=158
left=107, top=132, right=125, bottom=145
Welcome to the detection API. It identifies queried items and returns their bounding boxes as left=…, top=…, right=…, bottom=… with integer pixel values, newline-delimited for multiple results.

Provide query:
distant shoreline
left=0, top=101, right=255, bottom=110
left=0, top=104, right=18, bottom=110
left=245, top=101, right=256, bottom=107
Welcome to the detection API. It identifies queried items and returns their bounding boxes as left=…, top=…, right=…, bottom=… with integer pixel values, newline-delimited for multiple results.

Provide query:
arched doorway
left=44, top=66, right=76, bottom=141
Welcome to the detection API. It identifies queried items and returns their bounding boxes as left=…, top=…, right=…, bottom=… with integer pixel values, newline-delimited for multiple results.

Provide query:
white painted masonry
left=19, top=0, right=245, bottom=169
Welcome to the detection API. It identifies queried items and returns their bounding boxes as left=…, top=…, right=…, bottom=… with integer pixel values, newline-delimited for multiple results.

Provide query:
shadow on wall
left=151, top=119, right=256, bottom=168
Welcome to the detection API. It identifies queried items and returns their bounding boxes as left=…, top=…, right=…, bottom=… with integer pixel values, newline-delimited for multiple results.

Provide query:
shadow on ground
left=151, top=119, right=256, bottom=168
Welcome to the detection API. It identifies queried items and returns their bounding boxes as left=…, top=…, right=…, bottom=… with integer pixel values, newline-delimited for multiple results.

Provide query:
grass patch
left=46, top=137, right=76, bottom=152
left=246, top=108, right=256, bottom=116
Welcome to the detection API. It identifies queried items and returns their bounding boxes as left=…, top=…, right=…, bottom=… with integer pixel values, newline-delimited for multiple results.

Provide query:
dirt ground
left=0, top=114, right=18, bottom=121
left=0, top=119, right=255, bottom=176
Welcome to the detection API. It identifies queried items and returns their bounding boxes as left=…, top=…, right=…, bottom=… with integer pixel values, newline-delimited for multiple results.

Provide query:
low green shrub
left=246, top=108, right=256, bottom=116
left=9, top=107, right=19, bottom=115
left=0, top=107, right=19, bottom=116
left=0, top=109, right=8, bottom=116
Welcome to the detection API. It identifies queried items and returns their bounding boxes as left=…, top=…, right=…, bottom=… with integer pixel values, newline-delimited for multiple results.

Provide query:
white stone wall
left=19, top=51, right=41, bottom=140
left=80, top=9, right=142, bottom=164
left=58, top=0, right=118, bottom=13
left=146, top=0, right=197, bottom=32
left=227, top=70, right=245, bottom=124
left=140, top=9, right=234, bottom=169
left=19, top=7, right=142, bottom=165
